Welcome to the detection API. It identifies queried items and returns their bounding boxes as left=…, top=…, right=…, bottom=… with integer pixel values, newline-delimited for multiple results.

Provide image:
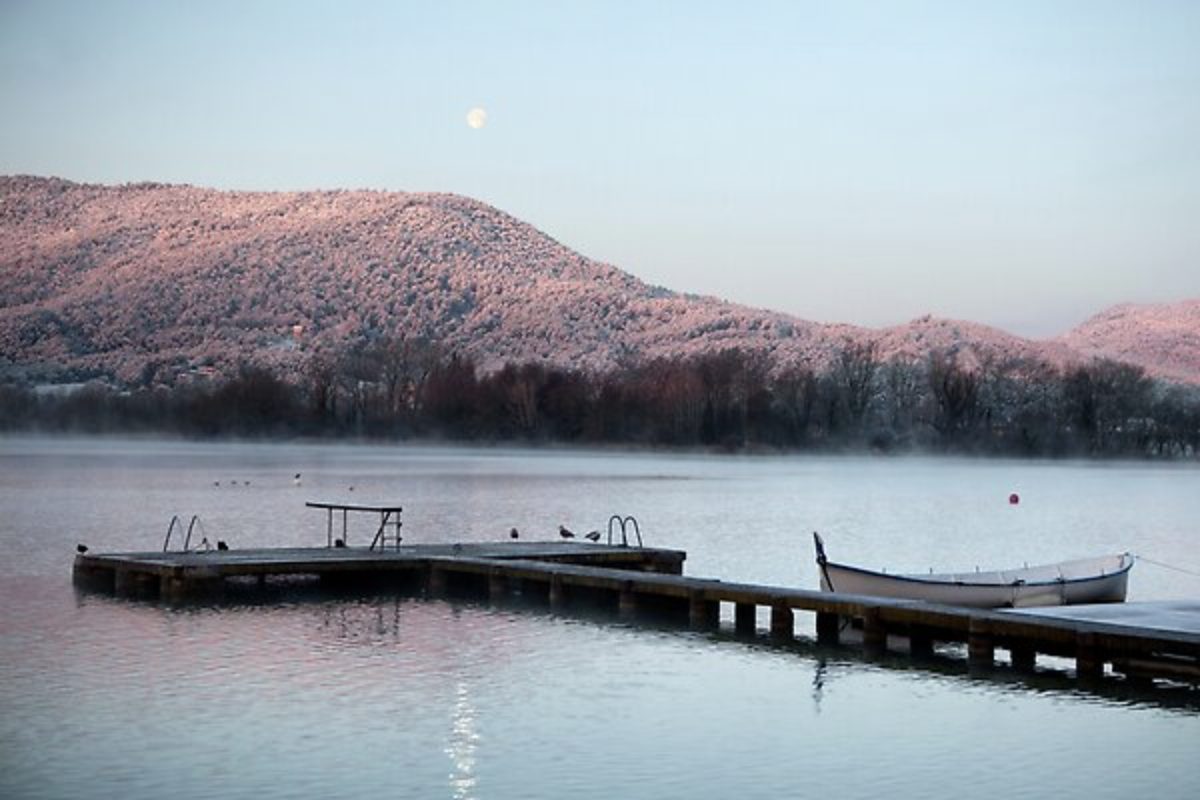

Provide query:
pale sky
left=2, top=1, right=1198, bottom=336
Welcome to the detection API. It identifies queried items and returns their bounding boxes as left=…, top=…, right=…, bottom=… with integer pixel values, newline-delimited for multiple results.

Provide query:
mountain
left=1057, top=300, right=1200, bottom=386
left=1, top=176, right=1196, bottom=386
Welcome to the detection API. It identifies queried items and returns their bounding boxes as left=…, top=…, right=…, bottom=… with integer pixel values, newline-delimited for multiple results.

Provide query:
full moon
left=466, top=107, right=487, bottom=129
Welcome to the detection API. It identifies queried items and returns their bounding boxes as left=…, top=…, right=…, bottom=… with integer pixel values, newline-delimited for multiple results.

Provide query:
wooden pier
left=74, top=540, right=1200, bottom=686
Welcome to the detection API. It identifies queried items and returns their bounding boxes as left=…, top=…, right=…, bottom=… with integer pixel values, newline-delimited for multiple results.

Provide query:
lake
left=1, top=437, right=1198, bottom=799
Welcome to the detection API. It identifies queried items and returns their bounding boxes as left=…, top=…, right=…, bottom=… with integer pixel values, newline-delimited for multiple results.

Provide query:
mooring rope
left=1134, top=553, right=1200, bottom=580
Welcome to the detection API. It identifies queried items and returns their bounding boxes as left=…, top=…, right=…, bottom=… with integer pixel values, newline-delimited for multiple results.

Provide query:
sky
left=2, top=0, right=1198, bottom=337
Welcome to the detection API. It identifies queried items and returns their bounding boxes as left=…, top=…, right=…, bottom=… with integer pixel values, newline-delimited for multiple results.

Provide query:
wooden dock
left=74, top=541, right=1200, bottom=686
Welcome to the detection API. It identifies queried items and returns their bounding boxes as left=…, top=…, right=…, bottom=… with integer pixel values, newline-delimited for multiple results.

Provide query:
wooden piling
left=816, top=612, right=839, bottom=645
left=427, top=566, right=447, bottom=598
left=770, top=604, right=794, bottom=641
left=619, top=585, right=638, bottom=620
left=688, top=592, right=718, bottom=630
left=862, top=608, right=886, bottom=655
left=968, top=619, right=995, bottom=670
left=1076, top=632, right=1104, bottom=680
left=548, top=575, right=565, bottom=609
left=488, top=572, right=507, bottom=602
left=1010, top=644, right=1037, bottom=672
left=909, top=624, right=934, bottom=658
left=735, top=602, right=756, bottom=635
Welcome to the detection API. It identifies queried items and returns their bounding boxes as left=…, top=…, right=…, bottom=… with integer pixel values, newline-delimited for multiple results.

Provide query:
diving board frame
left=305, top=501, right=404, bottom=551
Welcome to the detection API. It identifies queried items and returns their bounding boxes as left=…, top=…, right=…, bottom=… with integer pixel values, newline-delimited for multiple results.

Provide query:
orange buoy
left=1009, top=492, right=1020, bottom=505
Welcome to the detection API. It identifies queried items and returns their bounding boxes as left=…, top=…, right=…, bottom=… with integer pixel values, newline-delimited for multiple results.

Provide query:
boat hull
left=818, top=554, right=1133, bottom=609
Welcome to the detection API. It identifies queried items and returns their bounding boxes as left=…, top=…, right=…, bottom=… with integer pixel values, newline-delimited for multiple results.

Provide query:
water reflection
left=446, top=682, right=479, bottom=800
left=6, top=439, right=1200, bottom=800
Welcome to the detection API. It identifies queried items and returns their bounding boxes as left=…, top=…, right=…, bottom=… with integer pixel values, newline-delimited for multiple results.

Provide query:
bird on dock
left=293, top=473, right=302, bottom=486
left=76, top=543, right=88, bottom=554
left=216, top=540, right=229, bottom=551
left=559, top=525, right=576, bottom=539
left=509, top=527, right=519, bottom=540
left=584, top=531, right=601, bottom=542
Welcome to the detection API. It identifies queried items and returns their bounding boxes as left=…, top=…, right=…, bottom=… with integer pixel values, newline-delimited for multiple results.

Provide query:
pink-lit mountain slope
left=1057, top=300, right=1200, bottom=386
left=1, top=176, right=1195, bottom=385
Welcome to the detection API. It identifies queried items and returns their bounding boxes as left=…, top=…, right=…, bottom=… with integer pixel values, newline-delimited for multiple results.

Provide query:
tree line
left=3, top=338, right=1198, bottom=458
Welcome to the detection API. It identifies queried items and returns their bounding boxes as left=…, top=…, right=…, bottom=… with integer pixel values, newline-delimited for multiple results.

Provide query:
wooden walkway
left=74, top=541, right=1200, bottom=686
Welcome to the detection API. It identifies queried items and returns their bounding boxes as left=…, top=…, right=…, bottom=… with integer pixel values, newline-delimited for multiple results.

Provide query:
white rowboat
left=813, top=534, right=1133, bottom=609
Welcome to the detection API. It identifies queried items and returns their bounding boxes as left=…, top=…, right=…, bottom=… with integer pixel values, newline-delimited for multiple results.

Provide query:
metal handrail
left=182, top=515, right=204, bottom=552
left=607, top=515, right=643, bottom=548
left=163, top=515, right=182, bottom=552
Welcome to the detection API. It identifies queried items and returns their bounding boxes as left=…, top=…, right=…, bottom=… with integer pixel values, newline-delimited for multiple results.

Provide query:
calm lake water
left=1, top=436, right=1198, bottom=799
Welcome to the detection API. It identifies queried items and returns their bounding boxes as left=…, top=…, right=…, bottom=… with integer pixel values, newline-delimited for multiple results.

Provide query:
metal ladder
left=607, top=515, right=643, bottom=548
left=163, top=514, right=207, bottom=552
left=369, top=509, right=403, bottom=551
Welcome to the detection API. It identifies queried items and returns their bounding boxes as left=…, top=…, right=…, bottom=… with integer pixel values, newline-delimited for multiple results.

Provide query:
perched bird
left=293, top=473, right=302, bottom=486
left=334, top=538, right=346, bottom=548
left=76, top=543, right=88, bottom=554
left=509, top=527, right=519, bottom=540
left=216, top=540, right=229, bottom=551
left=584, top=530, right=601, bottom=542
left=559, top=525, right=576, bottom=539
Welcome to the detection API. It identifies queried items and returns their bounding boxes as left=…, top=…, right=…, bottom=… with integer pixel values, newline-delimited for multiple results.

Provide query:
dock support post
left=688, top=592, right=718, bottom=630
left=735, top=603, right=756, bottom=635
left=1076, top=632, right=1104, bottom=681
left=1010, top=644, right=1036, bottom=672
left=427, top=567, right=447, bottom=598
left=909, top=625, right=934, bottom=658
left=968, top=619, right=994, bottom=671
left=488, top=573, right=507, bottom=603
left=619, top=585, right=638, bottom=621
left=549, top=576, right=565, bottom=610
left=770, top=604, right=794, bottom=641
left=862, top=609, right=886, bottom=656
left=816, top=612, right=840, bottom=645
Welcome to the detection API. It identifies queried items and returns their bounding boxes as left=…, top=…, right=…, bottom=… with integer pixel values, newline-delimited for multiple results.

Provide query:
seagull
left=584, top=531, right=601, bottom=542
left=216, top=540, right=229, bottom=551
left=509, top=527, right=519, bottom=540
left=559, top=525, right=576, bottom=539
left=293, top=473, right=302, bottom=486
left=76, top=543, right=88, bottom=554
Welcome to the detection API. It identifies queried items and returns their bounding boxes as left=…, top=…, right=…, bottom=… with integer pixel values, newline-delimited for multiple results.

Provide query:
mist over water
left=2, top=437, right=1198, bottom=799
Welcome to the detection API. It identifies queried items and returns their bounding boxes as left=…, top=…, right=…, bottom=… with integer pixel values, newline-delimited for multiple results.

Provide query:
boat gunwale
left=823, top=554, right=1134, bottom=589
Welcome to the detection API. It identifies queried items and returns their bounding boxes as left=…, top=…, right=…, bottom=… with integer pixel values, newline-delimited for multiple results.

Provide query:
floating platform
left=74, top=540, right=1200, bottom=687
